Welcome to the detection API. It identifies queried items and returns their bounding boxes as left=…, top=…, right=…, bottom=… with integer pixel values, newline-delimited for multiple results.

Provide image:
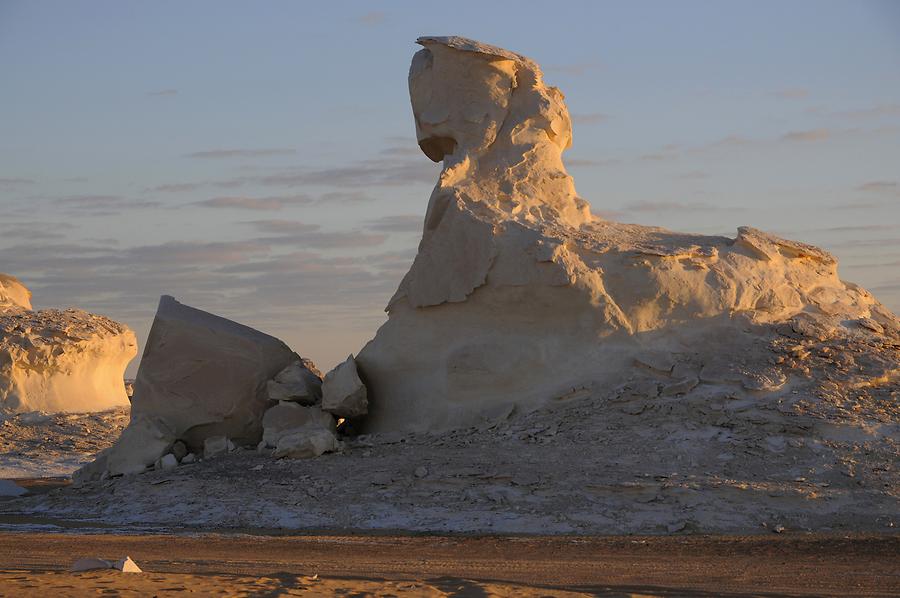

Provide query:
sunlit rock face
left=355, top=36, right=900, bottom=432
left=0, top=274, right=137, bottom=414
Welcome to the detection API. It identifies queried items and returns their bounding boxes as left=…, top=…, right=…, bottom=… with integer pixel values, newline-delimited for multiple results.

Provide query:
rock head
left=355, top=36, right=900, bottom=432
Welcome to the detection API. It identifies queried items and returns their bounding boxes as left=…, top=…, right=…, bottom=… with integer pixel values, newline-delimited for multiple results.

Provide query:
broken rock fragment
left=321, top=355, right=368, bottom=419
left=266, top=360, right=322, bottom=405
left=273, top=428, right=338, bottom=459
left=261, top=402, right=335, bottom=448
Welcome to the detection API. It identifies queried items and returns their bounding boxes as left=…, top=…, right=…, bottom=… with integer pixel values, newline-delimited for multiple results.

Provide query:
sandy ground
left=0, top=532, right=898, bottom=596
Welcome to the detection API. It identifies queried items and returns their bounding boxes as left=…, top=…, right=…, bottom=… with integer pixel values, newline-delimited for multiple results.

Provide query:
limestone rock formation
left=80, top=295, right=299, bottom=477
left=321, top=355, right=368, bottom=419
left=0, top=274, right=32, bottom=311
left=0, top=274, right=137, bottom=414
left=355, top=36, right=900, bottom=432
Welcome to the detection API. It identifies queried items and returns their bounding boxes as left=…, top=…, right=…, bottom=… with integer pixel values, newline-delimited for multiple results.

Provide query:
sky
left=1, top=1, right=899, bottom=377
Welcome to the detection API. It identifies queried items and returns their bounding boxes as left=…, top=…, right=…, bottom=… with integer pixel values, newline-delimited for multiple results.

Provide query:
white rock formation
left=261, top=402, right=335, bottom=448
left=355, top=36, right=900, bottom=432
left=0, top=274, right=32, bottom=311
left=266, top=360, right=322, bottom=404
left=321, top=355, right=368, bottom=419
left=79, top=295, right=298, bottom=478
left=0, top=274, right=137, bottom=414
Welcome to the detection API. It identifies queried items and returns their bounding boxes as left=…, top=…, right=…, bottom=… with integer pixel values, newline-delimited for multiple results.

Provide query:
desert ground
left=1, top=531, right=898, bottom=596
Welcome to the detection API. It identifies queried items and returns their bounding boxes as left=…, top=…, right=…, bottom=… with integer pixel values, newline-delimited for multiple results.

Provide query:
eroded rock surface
left=0, top=274, right=137, bottom=414
left=355, top=36, right=900, bottom=434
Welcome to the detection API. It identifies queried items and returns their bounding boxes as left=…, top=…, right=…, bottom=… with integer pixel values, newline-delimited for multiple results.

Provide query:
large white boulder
left=354, top=37, right=900, bottom=433
left=79, top=295, right=298, bottom=478
left=0, top=274, right=137, bottom=414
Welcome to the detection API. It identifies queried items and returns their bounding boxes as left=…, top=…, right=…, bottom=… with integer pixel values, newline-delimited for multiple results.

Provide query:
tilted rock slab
left=84, top=295, right=298, bottom=476
left=321, top=355, right=368, bottom=419
left=0, top=274, right=137, bottom=414
left=355, top=37, right=900, bottom=432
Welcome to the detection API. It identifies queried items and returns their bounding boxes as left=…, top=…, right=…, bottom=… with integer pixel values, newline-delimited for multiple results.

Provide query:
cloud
left=831, top=103, right=900, bottom=119
left=355, top=11, right=385, bottom=25
left=571, top=112, right=609, bottom=125
left=364, top=214, right=422, bottom=233
left=194, top=195, right=313, bottom=210
left=244, top=220, right=320, bottom=234
left=563, top=157, right=621, bottom=168
left=185, top=148, right=297, bottom=159
left=147, top=89, right=178, bottom=97
left=856, top=181, right=898, bottom=193
left=318, top=191, right=375, bottom=203
left=0, top=177, right=35, bottom=187
left=622, top=200, right=739, bottom=213
left=52, top=195, right=161, bottom=216
left=780, top=129, right=830, bottom=142
left=147, top=182, right=206, bottom=193
left=773, top=88, right=809, bottom=100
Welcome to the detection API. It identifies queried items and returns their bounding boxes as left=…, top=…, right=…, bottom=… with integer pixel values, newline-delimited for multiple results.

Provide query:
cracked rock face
left=355, top=36, right=900, bottom=433
left=0, top=274, right=137, bottom=414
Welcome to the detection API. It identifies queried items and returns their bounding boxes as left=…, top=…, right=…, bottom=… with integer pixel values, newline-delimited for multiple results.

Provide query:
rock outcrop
left=355, top=36, right=900, bottom=432
left=81, top=295, right=301, bottom=477
left=0, top=274, right=137, bottom=414
left=321, top=355, right=368, bottom=419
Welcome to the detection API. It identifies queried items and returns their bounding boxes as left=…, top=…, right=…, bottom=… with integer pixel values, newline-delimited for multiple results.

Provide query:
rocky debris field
left=4, top=325, right=898, bottom=535
left=0, top=408, right=129, bottom=479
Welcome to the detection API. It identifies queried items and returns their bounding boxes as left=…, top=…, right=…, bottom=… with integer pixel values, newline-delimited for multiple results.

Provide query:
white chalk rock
left=155, top=453, right=178, bottom=471
left=203, top=435, right=230, bottom=459
left=321, top=355, right=368, bottom=419
left=261, top=402, right=335, bottom=448
left=91, top=296, right=298, bottom=473
left=115, top=556, right=142, bottom=573
left=273, top=428, right=338, bottom=459
left=0, top=274, right=32, bottom=311
left=354, top=36, right=900, bottom=432
left=105, top=415, right=175, bottom=476
left=71, top=558, right=114, bottom=572
left=266, top=360, right=322, bottom=404
left=0, top=275, right=137, bottom=414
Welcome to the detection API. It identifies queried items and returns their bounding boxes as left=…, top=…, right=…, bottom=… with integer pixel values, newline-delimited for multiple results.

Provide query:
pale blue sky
left=1, top=1, right=899, bottom=375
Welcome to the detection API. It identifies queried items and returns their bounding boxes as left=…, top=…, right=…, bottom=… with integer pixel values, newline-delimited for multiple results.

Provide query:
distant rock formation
left=0, top=274, right=137, bottom=414
left=355, top=36, right=900, bottom=432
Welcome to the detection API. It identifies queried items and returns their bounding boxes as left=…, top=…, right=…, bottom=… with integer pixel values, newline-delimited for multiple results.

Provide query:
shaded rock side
left=130, top=295, right=297, bottom=447
left=0, top=274, right=137, bottom=414
left=321, top=355, right=368, bottom=419
left=354, top=36, right=900, bottom=433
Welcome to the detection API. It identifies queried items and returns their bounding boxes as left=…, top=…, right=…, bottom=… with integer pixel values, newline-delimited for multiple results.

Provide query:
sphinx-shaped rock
left=81, top=296, right=298, bottom=478
left=0, top=274, right=137, bottom=414
left=355, top=37, right=900, bottom=432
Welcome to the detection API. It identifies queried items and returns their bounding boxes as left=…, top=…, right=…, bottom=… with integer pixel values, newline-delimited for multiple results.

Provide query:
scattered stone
left=115, top=556, right=142, bottom=573
left=261, top=402, right=335, bottom=448
left=274, top=429, right=338, bottom=459
left=156, top=453, right=178, bottom=471
left=180, top=453, right=196, bottom=464
left=71, top=557, right=142, bottom=573
left=204, top=436, right=230, bottom=459
left=171, top=440, right=188, bottom=461
left=415, top=466, right=429, bottom=478
left=266, top=360, right=322, bottom=405
left=321, top=355, right=368, bottom=419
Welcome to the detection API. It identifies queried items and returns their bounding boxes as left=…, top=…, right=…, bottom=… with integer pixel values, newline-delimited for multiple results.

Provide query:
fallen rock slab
left=321, top=355, right=367, bottom=419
